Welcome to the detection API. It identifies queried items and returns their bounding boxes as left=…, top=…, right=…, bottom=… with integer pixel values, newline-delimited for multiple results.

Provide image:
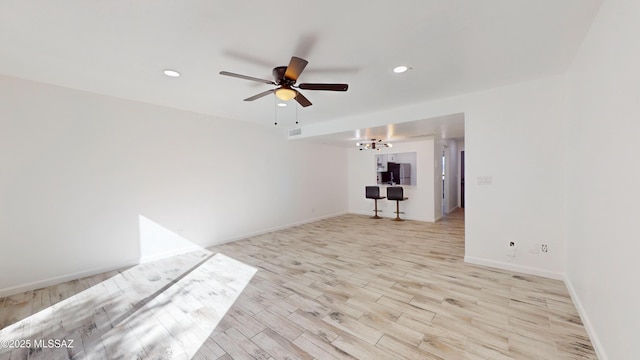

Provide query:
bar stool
left=365, top=186, right=385, bottom=219
left=387, top=186, right=408, bottom=221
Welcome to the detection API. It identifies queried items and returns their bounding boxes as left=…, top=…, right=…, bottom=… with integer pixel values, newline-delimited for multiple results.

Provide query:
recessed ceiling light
left=163, top=69, right=181, bottom=77
left=393, top=65, right=409, bottom=74
left=277, top=103, right=287, bottom=107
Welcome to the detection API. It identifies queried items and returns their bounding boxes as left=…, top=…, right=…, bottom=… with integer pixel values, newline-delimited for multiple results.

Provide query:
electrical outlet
left=507, top=241, right=516, bottom=257
left=541, top=244, right=549, bottom=253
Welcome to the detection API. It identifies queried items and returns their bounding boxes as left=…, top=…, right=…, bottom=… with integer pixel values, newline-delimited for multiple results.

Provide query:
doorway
left=461, top=150, right=465, bottom=208
left=442, top=149, right=446, bottom=216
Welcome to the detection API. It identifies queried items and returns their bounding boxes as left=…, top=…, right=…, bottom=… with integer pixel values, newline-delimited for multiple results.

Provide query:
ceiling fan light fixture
left=275, top=87, right=297, bottom=101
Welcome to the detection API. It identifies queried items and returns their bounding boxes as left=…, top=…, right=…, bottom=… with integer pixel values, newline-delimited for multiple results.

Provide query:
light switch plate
left=477, top=176, right=493, bottom=185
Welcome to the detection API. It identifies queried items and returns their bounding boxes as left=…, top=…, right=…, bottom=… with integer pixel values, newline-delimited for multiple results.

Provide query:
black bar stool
left=387, top=186, right=408, bottom=221
left=365, top=186, right=385, bottom=219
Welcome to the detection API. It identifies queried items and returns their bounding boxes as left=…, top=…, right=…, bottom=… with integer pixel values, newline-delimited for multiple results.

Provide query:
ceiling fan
left=219, top=56, right=348, bottom=107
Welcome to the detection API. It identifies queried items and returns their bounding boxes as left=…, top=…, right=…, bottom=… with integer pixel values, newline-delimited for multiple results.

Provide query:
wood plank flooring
left=0, top=209, right=597, bottom=359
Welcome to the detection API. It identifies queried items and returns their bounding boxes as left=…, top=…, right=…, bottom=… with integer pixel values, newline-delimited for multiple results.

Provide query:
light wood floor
left=0, top=209, right=597, bottom=359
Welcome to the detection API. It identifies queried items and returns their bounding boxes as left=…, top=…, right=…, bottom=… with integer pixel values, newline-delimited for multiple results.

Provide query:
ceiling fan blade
left=298, top=83, right=349, bottom=91
left=294, top=91, right=312, bottom=107
left=284, top=56, right=308, bottom=82
left=220, top=71, right=276, bottom=85
left=244, top=89, right=275, bottom=101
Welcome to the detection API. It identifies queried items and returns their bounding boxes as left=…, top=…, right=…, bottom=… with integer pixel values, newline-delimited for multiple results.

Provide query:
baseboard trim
left=0, top=258, right=140, bottom=298
left=464, top=256, right=564, bottom=280
left=445, top=205, right=459, bottom=214
left=139, top=245, right=206, bottom=264
left=202, top=211, right=350, bottom=248
left=563, top=275, right=609, bottom=360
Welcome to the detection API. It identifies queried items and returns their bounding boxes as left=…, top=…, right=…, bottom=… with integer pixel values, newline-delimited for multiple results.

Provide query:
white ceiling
left=0, top=1, right=601, bottom=143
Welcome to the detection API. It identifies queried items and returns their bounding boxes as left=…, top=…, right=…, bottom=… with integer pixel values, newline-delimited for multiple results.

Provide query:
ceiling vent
left=288, top=128, right=302, bottom=137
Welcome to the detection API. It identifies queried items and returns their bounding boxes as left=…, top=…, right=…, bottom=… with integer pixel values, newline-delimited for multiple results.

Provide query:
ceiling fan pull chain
left=274, top=95, right=278, bottom=125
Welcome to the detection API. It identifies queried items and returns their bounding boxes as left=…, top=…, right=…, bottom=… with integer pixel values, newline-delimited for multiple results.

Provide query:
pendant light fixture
left=356, top=139, right=392, bottom=151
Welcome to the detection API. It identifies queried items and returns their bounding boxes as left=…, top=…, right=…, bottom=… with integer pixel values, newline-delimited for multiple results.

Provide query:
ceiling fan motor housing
left=273, top=66, right=293, bottom=85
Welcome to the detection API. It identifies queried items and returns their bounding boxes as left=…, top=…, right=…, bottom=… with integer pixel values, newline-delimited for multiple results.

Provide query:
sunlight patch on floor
left=0, top=252, right=256, bottom=359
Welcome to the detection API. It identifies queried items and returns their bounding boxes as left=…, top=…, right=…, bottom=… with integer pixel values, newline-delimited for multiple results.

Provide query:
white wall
left=0, top=75, right=348, bottom=296
left=564, top=0, right=640, bottom=358
left=348, top=138, right=436, bottom=222
left=462, top=77, right=567, bottom=279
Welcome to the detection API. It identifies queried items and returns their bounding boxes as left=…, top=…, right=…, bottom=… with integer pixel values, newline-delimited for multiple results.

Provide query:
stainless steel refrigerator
left=389, top=163, right=411, bottom=185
